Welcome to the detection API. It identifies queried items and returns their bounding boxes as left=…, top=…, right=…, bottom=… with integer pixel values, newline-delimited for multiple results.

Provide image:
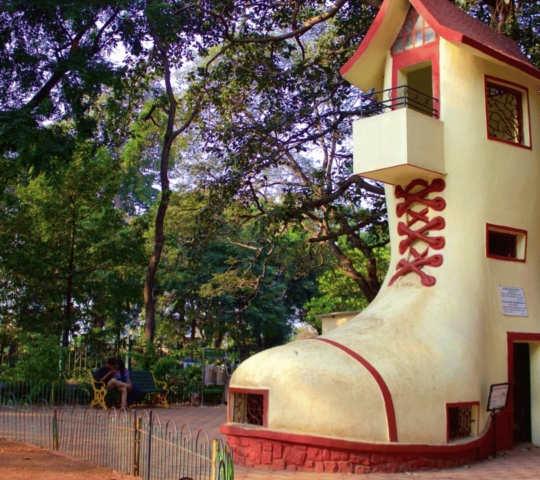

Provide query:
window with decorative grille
left=231, top=392, right=265, bottom=426
left=392, top=6, right=436, bottom=55
left=486, top=82, right=524, bottom=145
left=448, top=405, right=473, bottom=441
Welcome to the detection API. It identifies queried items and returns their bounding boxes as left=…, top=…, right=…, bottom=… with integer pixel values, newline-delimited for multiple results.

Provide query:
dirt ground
left=0, top=439, right=137, bottom=480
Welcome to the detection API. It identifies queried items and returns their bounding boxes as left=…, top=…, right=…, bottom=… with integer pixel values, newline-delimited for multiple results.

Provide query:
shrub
left=2, top=334, right=61, bottom=383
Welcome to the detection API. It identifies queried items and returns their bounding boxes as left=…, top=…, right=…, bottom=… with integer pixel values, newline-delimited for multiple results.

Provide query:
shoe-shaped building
left=222, top=0, right=540, bottom=473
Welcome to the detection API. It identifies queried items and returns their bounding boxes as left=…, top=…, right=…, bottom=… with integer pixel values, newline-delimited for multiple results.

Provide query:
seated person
left=97, top=357, right=132, bottom=409
left=115, top=358, right=142, bottom=406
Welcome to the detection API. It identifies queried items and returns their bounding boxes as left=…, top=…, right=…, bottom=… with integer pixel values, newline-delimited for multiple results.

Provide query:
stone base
left=222, top=422, right=497, bottom=474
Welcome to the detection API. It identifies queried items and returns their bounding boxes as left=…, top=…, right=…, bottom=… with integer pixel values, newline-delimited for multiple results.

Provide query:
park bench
left=89, top=369, right=170, bottom=410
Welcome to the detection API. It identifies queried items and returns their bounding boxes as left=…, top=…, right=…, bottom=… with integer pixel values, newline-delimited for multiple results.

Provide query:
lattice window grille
left=448, top=406, right=473, bottom=441
left=487, top=82, right=524, bottom=145
left=231, top=393, right=264, bottom=426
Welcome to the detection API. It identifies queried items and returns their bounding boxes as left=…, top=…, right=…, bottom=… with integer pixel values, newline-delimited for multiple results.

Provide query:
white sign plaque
left=499, top=286, right=528, bottom=317
left=487, top=383, right=510, bottom=411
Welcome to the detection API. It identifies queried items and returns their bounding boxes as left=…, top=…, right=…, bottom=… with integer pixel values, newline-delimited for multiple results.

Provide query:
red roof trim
left=340, top=0, right=391, bottom=76
left=341, top=0, right=540, bottom=82
left=461, top=36, right=540, bottom=81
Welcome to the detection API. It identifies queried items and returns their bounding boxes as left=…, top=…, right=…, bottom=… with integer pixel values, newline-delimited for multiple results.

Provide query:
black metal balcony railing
left=359, top=85, right=439, bottom=119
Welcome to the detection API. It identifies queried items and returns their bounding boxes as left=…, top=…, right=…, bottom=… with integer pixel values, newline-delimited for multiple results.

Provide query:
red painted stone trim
left=313, top=338, right=398, bottom=442
left=446, top=402, right=480, bottom=443
left=228, top=388, right=269, bottom=427
left=485, top=223, right=527, bottom=263
left=222, top=420, right=496, bottom=473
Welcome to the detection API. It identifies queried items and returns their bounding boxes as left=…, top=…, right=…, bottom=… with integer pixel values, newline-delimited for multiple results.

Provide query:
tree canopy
left=1, top=0, right=539, bottom=355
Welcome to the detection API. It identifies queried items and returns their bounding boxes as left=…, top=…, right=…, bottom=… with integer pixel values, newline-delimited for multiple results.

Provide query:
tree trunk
left=191, top=315, right=197, bottom=342
left=64, top=223, right=76, bottom=348
left=143, top=132, right=173, bottom=342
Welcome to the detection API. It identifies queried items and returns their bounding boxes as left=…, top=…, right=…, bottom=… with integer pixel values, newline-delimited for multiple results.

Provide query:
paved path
left=132, top=404, right=228, bottom=441
left=136, top=406, right=540, bottom=479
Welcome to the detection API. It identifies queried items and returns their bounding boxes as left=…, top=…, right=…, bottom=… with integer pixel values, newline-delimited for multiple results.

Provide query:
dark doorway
left=513, top=342, right=532, bottom=443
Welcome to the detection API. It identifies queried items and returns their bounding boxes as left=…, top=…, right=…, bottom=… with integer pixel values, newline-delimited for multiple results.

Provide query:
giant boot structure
left=222, top=0, right=540, bottom=473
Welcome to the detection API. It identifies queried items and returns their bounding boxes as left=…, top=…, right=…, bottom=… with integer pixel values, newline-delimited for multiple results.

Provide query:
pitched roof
left=341, top=0, right=540, bottom=84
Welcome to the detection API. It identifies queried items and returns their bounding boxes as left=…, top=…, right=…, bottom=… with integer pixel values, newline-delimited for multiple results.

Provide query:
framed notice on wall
left=487, top=383, right=511, bottom=411
left=499, top=286, right=528, bottom=317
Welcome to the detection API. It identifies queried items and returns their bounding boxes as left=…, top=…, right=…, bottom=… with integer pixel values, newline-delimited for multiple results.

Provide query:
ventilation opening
left=489, top=231, right=517, bottom=258
left=486, top=224, right=527, bottom=262
left=447, top=403, right=478, bottom=442
left=231, top=392, right=265, bottom=426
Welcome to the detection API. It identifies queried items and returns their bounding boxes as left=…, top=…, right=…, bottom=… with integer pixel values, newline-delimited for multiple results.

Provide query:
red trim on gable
left=462, top=37, right=540, bottom=81
left=313, top=338, right=398, bottom=442
left=342, top=0, right=540, bottom=83
left=411, top=0, right=540, bottom=81
left=485, top=223, right=528, bottom=263
left=340, top=0, right=391, bottom=76
left=228, top=387, right=269, bottom=428
left=446, top=402, right=480, bottom=443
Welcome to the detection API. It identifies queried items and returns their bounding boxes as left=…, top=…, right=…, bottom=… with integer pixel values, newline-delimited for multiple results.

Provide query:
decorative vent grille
left=448, top=405, right=473, bottom=441
left=231, top=392, right=265, bottom=426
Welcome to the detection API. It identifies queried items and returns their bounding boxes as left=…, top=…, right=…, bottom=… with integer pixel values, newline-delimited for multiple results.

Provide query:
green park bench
left=89, top=369, right=170, bottom=410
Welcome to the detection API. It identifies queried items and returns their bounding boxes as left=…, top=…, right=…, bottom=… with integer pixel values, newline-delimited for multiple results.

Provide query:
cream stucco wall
left=229, top=33, right=540, bottom=446
left=352, top=107, right=445, bottom=184
left=320, top=311, right=362, bottom=334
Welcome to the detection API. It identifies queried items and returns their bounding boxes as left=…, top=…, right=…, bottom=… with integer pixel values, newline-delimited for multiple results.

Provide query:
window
left=485, top=77, right=530, bottom=148
left=486, top=224, right=527, bottom=262
left=392, top=7, right=436, bottom=55
left=446, top=403, right=479, bottom=442
left=489, top=231, right=516, bottom=258
left=230, top=389, right=267, bottom=427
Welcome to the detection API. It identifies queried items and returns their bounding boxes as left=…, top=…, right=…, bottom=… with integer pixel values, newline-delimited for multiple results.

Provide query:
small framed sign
left=487, top=383, right=511, bottom=411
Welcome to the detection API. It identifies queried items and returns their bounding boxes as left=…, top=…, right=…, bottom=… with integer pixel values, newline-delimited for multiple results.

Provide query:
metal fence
left=0, top=380, right=93, bottom=406
left=0, top=379, right=218, bottom=408
left=0, top=403, right=233, bottom=480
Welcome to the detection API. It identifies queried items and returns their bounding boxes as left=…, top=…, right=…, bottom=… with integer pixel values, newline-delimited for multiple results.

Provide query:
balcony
left=353, top=86, right=445, bottom=186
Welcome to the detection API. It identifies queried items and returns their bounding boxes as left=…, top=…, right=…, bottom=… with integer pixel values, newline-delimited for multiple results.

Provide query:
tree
left=151, top=190, right=317, bottom=353
left=177, top=3, right=389, bottom=306
left=0, top=0, right=147, bottom=171
left=0, top=133, right=146, bottom=342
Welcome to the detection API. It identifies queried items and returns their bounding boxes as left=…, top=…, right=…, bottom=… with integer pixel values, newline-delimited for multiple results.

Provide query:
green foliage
left=2, top=334, right=61, bottom=383
left=0, top=132, right=147, bottom=336
left=152, top=355, right=179, bottom=381
left=304, top=243, right=391, bottom=332
left=132, top=341, right=159, bottom=370
left=2, top=0, right=538, bottom=360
